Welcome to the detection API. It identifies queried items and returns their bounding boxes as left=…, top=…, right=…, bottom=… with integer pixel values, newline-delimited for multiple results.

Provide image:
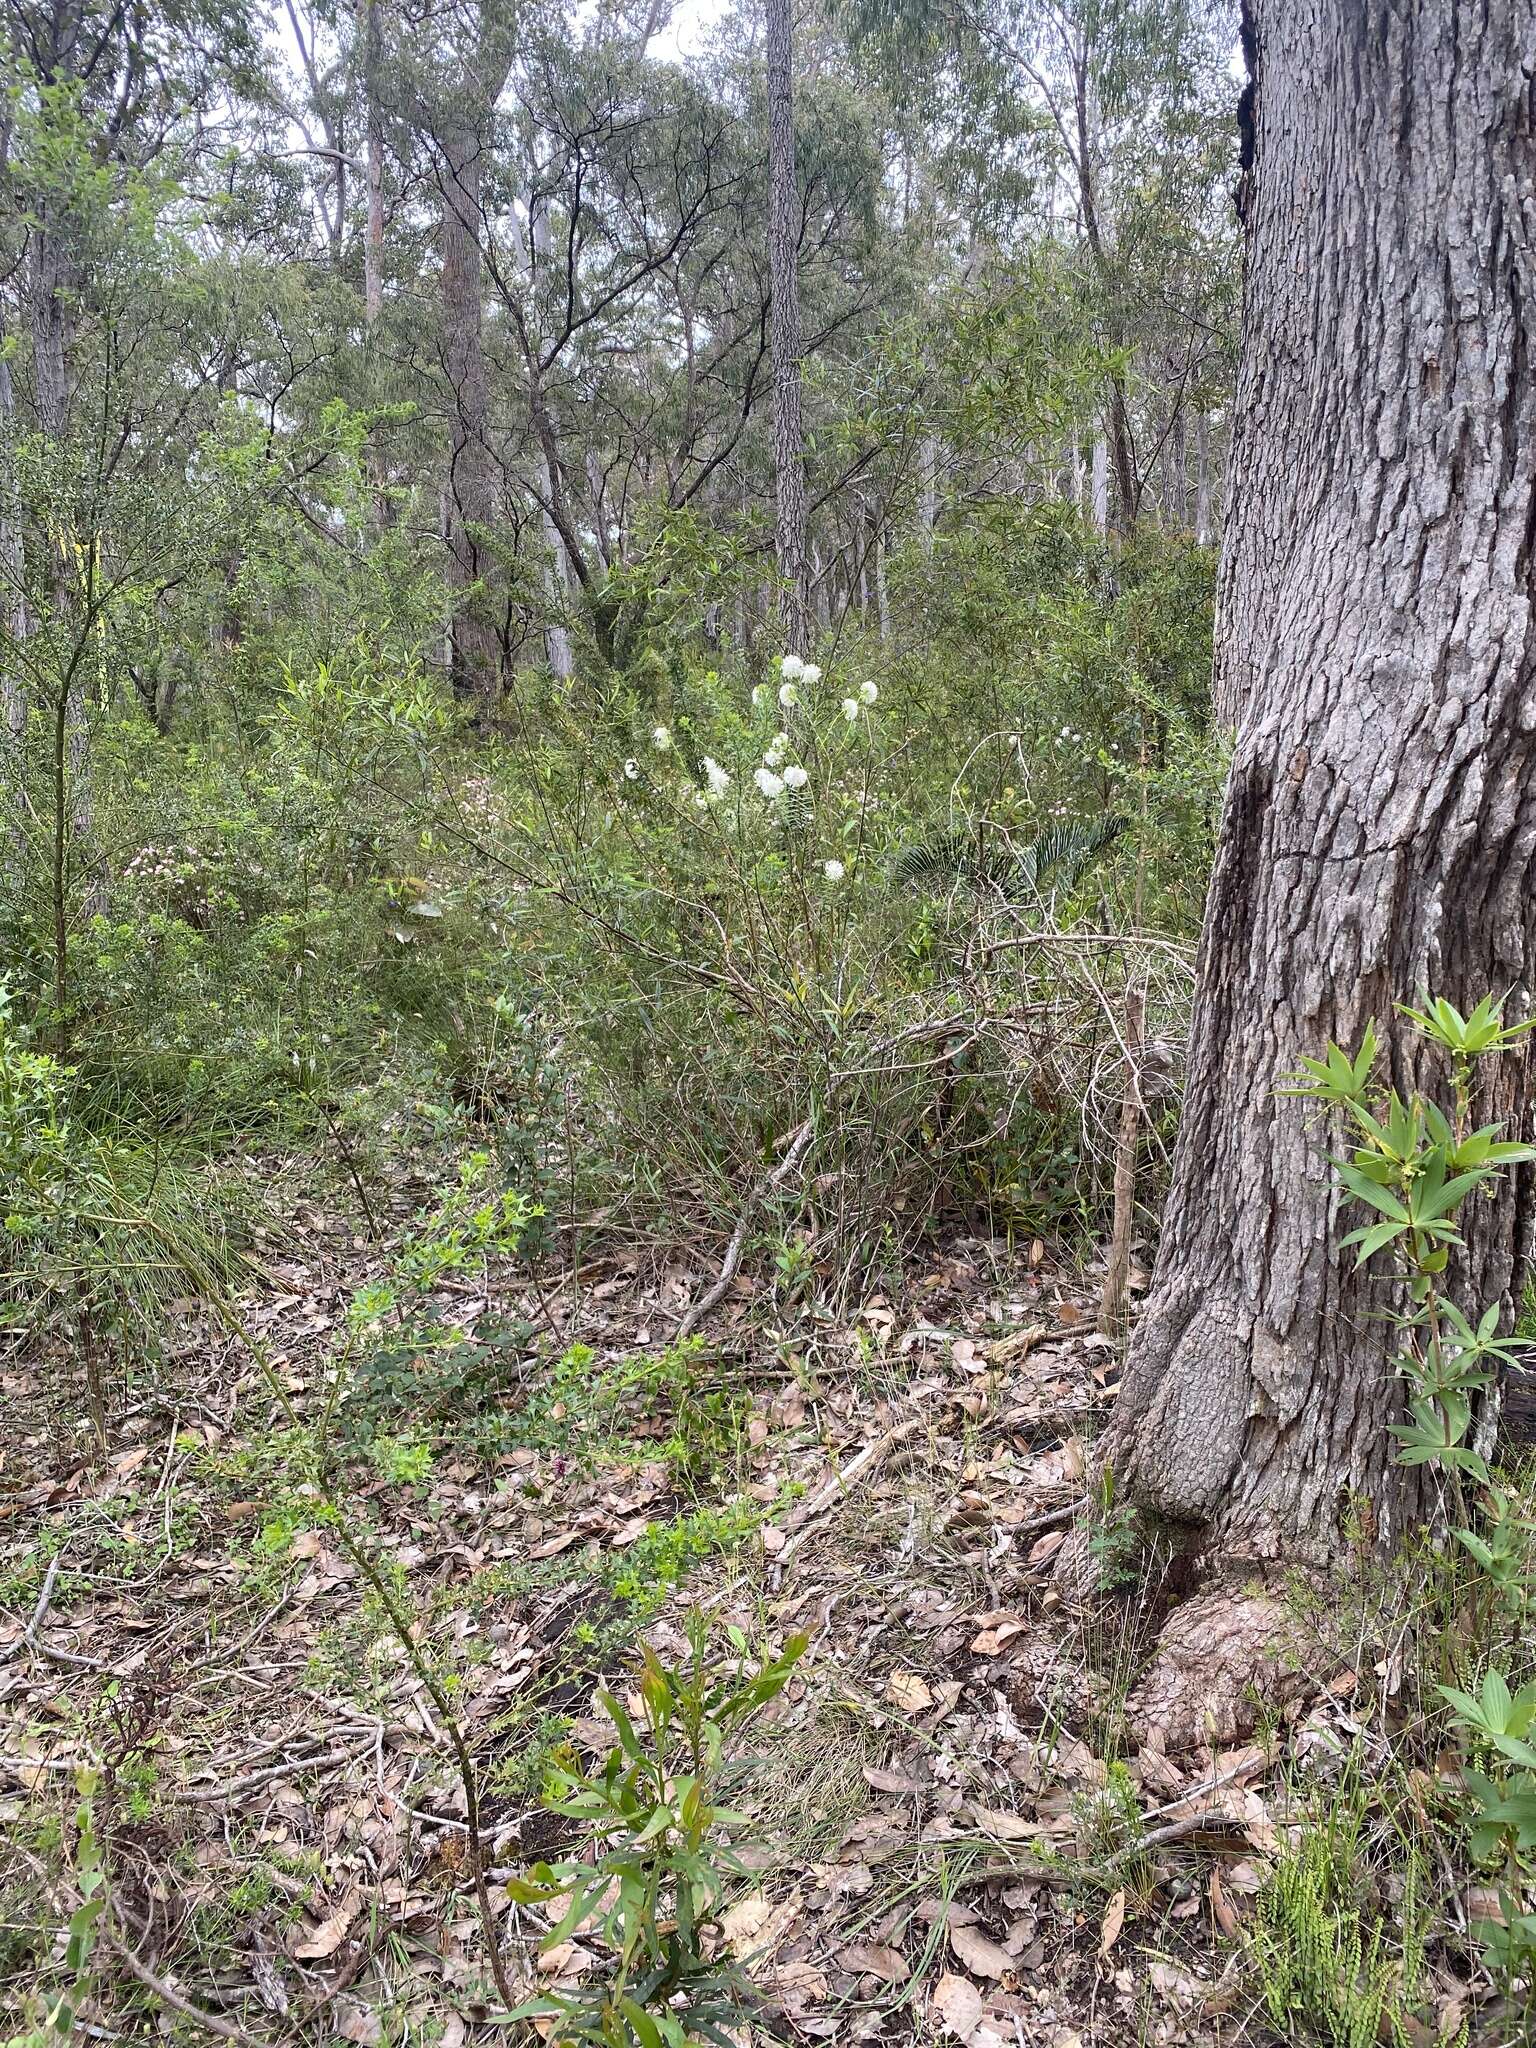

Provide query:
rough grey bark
left=0, top=328, right=25, bottom=746
left=1110, top=0, right=1536, bottom=1560
left=765, top=0, right=808, bottom=650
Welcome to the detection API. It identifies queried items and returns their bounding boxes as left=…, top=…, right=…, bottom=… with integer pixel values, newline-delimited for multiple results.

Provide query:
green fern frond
left=894, top=814, right=1126, bottom=901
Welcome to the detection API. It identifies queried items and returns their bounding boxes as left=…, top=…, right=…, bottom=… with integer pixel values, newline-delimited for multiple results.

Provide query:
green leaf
left=1340, top=1218, right=1405, bottom=1264
left=1483, top=1670, right=1515, bottom=1731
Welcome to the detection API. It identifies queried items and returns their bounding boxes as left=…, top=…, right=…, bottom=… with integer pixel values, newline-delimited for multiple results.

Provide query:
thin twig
left=26, top=1550, right=63, bottom=1646
left=770, top=1411, right=930, bottom=1588
left=107, top=1929, right=271, bottom=2045
left=675, top=1120, right=813, bottom=1342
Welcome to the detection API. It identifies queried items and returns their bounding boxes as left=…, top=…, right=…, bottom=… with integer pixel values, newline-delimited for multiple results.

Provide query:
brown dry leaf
left=949, top=1924, right=1012, bottom=1980
left=1098, top=1887, right=1125, bottom=1959
left=931, top=1971, right=985, bottom=2042
left=886, top=1670, right=934, bottom=1712
left=969, top=1619, right=1030, bottom=1656
left=292, top=1892, right=358, bottom=1960
left=333, top=2000, right=382, bottom=2044
left=721, top=1893, right=775, bottom=1954
left=1209, top=1865, right=1241, bottom=1937
left=1026, top=1527, right=1067, bottom=1567
left=721, top=1887, right=801, bottom=1973
left=966, top=1802, right=1042, bottom=1842
left=863, top=1764, right=927, bottom=1796
left=773, top=1958, right=830, bottom=2016
left=838, top=1941, right=909, bottom=1985
left=536, top=1940, right=597, bottom=1980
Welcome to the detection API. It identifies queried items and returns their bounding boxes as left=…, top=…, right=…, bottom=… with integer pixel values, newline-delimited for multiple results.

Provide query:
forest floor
left=0, top=1180, right=1498, bottom=2046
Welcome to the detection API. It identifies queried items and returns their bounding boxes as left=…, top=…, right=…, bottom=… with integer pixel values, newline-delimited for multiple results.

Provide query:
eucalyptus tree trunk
left=0, top=332, right=25, bottom=748
left=359, top=0, right=385, bottom=327
left=439, top=117, right=502, bottom=700
left=1193, top=412, right=1213, bottom=545
left=765, top=0, right=808, bottom=650
left=1090, top=437, right=1108, bottom=535
left=917, top=434, right=937, bottom=558
left=1108, top=0, right=1536, bottom=1561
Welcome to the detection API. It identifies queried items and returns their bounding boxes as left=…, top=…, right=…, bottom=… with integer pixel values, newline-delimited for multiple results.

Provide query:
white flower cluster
left=122, top=841, right=228, bottom=920
left=778, top=652, right=823, bottom=708
left=1055, top=725, right=1085, bottom=747
left=842, top=680, right=879, bottom=721
left=652, top=725, right=672, bottom=751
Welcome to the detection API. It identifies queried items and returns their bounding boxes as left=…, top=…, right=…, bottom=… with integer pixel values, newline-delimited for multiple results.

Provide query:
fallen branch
left=179, top=1744, right=372, bottom=1803
left=769, top=1411, right=930, bottom=1588
left=674, top=1120, right=813, bottom=1342
left=108, top=1930, right=270, bottom=2045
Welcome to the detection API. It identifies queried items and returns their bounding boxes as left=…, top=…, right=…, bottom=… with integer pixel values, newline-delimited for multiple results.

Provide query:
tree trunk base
left=1126, top=1584, right=1314, bottom=1755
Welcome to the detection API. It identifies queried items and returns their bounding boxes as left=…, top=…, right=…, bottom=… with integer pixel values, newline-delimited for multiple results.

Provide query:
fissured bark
left=1110, top=0, right=1536, bottom=1560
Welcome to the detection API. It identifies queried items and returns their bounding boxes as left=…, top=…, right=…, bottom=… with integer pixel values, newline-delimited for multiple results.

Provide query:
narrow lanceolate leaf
left=1341, top=1218, right=1405, bottom=1263
left=1334, top=1164, right=1410, bottom=1220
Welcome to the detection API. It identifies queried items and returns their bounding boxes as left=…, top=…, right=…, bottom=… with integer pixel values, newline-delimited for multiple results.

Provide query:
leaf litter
left=0, top=1200, right=1475, bottom=2042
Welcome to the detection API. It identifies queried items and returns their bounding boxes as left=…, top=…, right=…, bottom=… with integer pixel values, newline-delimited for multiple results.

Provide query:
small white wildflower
left=782, top=764, right=809, bottom=789
left=751, top=684, right=766, bottom=709
left=703, top=756, right=731, bottom=798
left=822, top=858, right=845, bottom=882
left=800, top=662, right=823, bottom=686
left=652, top=724, right=671, bottom=751
left=764, top=732, right=789, bottom=767
left=623, top=758, right=639, bottom=780
left=778, top=680, right=800, bottom=708
left=858, top=680, right=878, bottom=705
left=754, top=766, right=786, bottom=799
left=1060, top=725, right=1072, bottom=740
left=842, top=697, right=860, bottom=723
left=780, top=653, right=806, bottom=681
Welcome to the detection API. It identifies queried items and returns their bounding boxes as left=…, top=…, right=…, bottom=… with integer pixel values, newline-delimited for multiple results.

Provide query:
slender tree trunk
left=439, top=118, right=501, bottom=701
left=29, top=217, right=73, bottom=443
left=360, top=0, right=385, bottom=326
left=539, top=451, right=575, bottom=681
left=765, top=0, right=808, bottom=649
left=0, top=333, right=25, bottom=746
left=1090, top=437, right=1109, bottom=534
left=1194, top=412, right=1213, bottom=545
left=1165, top=406, right=1188, bottom=530
left=1108, top=0, right=1536, bottom=1562
left=918, top=433, right=938, bottom=557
